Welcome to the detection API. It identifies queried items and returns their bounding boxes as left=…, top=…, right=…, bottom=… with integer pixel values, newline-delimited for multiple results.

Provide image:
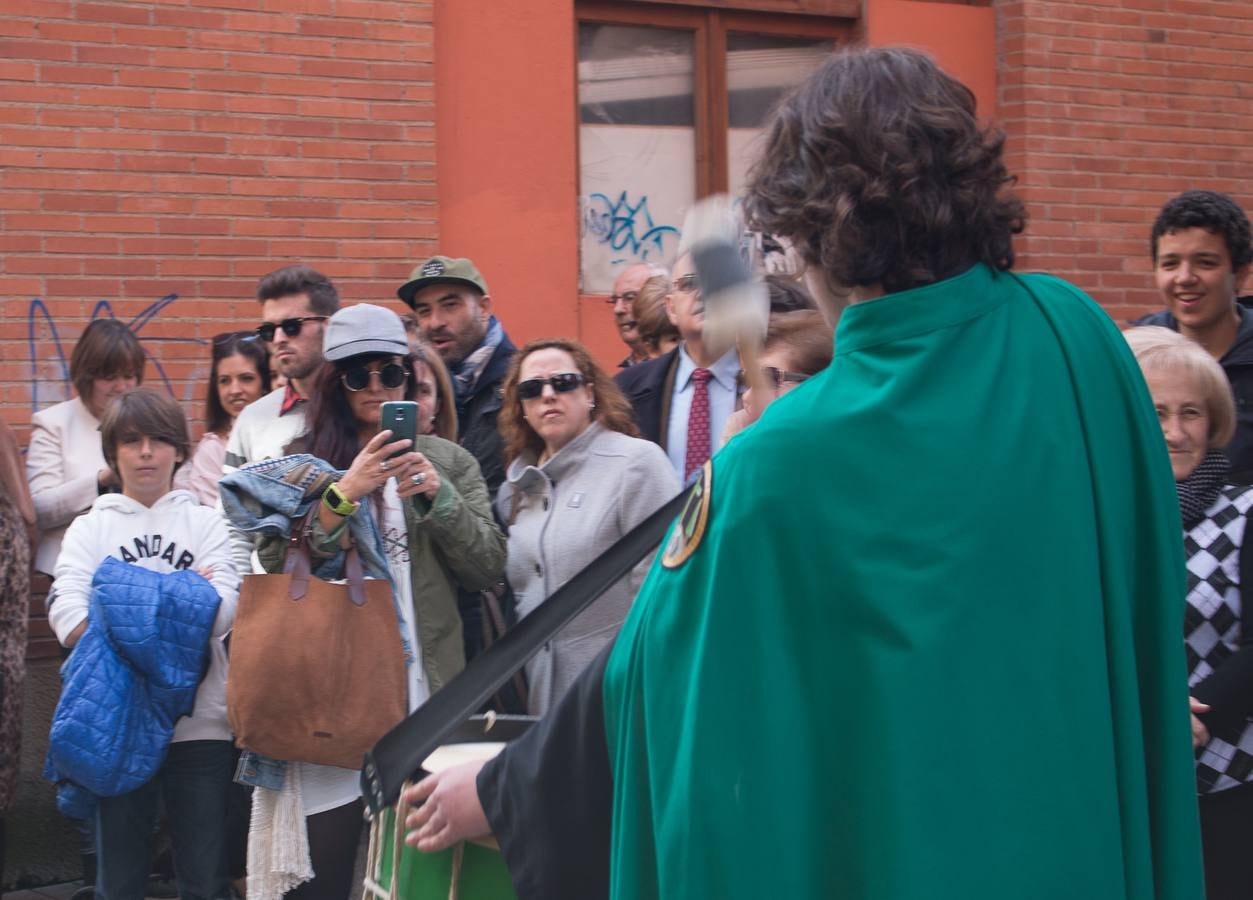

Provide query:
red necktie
left=685, top=367, right=713, bottom=481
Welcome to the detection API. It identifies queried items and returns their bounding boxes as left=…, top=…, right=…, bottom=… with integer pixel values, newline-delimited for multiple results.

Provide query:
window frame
left=576, top=3, right=855, bottom=203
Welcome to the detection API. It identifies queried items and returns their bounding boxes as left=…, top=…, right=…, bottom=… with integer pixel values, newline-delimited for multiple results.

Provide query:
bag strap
left=360, top=486, right=688, bottom=815
left=283, top=509, right=368, bottom=606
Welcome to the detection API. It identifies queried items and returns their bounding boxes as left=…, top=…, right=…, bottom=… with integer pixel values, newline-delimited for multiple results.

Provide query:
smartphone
left=380, top=401, right=419, bottom=459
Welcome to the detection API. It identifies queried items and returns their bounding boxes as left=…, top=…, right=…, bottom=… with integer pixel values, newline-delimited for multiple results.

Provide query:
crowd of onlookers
left=0, top=182, right=1249, bottom=900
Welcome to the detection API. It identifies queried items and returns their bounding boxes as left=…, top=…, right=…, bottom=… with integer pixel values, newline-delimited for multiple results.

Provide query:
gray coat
left=497, top=422, right=679, bottom=714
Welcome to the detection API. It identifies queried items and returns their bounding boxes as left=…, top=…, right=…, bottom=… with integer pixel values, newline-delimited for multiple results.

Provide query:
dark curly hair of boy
left=1150, top=190, right=1252, bottom=271
left=744, top=47, right=1025, bottom=297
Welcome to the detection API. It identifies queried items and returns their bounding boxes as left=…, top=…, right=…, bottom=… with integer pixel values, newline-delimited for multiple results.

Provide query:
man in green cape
left=406, top=47, right=1203, bottom=900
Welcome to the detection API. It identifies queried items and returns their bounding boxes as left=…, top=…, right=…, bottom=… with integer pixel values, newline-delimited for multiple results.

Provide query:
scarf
left=452, top=315, right=504, bottom=409
left=1177, top=449, right=1230, bottom=530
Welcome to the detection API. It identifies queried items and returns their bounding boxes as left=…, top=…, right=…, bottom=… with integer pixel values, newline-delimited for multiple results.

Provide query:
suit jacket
left=612, top=347, right=680, bottom=448
left=27, top=396, right=107, bottom=575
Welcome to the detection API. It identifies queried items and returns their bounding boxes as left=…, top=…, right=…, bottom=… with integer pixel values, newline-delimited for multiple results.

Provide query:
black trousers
left=283, top=799, right=363, bottom=900
left=1199, top=780, right=1253, bottom=900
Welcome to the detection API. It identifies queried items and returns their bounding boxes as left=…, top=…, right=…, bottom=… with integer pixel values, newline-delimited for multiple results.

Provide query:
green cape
left=603, top=264, right=1203, bottom=898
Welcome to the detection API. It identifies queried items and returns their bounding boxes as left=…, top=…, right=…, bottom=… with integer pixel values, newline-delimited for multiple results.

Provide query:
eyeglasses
left=760, top=366, right=809, bottom=390
left=607, top=291, right=639, bottom=306
left=256, top=316, right=328, bottom=343
left=340, top=363, right=410, bottom=392
left=672, top=274, right=699, bottom=294
left=517, top=372, right=586, bottom=400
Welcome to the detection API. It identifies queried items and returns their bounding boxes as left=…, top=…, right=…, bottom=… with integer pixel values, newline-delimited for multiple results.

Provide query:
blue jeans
left=96, top=740, right=232, bottom=900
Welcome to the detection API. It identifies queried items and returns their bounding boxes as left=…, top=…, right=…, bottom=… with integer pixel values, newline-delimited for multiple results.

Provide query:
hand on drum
left=337, top=430, right=420, bottom=502
left=403, top=760, right=491, bottom=852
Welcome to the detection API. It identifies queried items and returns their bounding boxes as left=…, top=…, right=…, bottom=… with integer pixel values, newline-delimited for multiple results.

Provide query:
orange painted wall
left=864, top=0, right=998, bottom=120
left=434, top=0, right=596, bottom=358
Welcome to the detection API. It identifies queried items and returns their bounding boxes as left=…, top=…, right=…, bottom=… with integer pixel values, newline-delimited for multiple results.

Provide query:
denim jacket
left=218, top=453, right=413, bottom=789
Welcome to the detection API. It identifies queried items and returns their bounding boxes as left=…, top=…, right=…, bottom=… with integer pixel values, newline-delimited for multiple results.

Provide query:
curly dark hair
left=1150, top=190, right=1252, bottom=270
left=499, top=338, right=638, bottom=467
left=744, top=47, right=1025, bottom=296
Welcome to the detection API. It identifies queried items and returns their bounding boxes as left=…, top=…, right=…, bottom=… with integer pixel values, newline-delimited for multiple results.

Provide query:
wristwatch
left=322, top=481, right=359, bottom=517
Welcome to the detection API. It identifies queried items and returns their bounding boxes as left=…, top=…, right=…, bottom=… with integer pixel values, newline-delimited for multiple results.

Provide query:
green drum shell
left=366, top=805, right=517, bottom=900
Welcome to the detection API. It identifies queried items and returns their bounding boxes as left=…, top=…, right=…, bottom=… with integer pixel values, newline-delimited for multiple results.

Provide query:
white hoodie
left=50, top=489, right=240, bottom=743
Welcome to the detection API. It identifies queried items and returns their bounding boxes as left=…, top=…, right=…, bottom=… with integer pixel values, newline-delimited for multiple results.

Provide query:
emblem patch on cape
left=662, top=460, right=712, bottom=569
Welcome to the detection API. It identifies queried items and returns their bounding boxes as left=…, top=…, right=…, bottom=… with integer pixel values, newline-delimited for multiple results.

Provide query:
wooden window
left=577, top=3, right=853, bottom=292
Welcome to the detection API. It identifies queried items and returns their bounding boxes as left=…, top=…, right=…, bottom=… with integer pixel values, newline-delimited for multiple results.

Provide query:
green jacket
left=259, top=436, right=505, bottom=693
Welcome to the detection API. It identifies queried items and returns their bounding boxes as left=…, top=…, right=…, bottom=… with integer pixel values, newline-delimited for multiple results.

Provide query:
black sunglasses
left=341, top=363, right=410, bottom=392
left=256, top=316, right=328, bottom=343
left=517, top=372, right=585, bottom=400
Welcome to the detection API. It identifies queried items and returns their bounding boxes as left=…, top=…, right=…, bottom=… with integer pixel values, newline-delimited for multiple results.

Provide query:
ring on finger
left=411, top=472, right=426, bottom=487
left=379, top=460, right=391, bottom=472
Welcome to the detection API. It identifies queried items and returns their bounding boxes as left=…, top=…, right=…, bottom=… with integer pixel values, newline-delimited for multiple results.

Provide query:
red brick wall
left=0, top=0, right=436, bottom=435
left=0, top=0, right=436, bottom=657
left=997, top=0, right=1253, bottom=323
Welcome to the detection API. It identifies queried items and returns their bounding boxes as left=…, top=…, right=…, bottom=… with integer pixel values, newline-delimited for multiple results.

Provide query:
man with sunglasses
left=221, top=264, right=339, bottom=572
left=614, top=251, right=742, bottom=484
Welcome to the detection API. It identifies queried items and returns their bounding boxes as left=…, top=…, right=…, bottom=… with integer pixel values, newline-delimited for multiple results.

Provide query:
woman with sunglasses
left=233, top=304, right=504, bottom=900
left=497, top=338, right=678, bottom=715
left=178, top=332, right=271, bottom=507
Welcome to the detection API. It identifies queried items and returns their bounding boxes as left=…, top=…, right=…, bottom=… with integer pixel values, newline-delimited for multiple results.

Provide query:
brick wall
left=0, top=0, right=436, bottom=658
left=0, top=0, right=437, bottom=434
left=997, top=0, right=1253, bottom=323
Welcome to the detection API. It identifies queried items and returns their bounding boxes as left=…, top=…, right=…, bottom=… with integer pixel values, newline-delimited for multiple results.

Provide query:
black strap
left=360, top=487, right=687, bottom=814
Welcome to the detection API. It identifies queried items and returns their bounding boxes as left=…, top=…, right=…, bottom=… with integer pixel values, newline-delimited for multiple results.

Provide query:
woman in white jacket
left=50, top=388, right=239, bottom=900
left=27, top=319, right=146, bottom=575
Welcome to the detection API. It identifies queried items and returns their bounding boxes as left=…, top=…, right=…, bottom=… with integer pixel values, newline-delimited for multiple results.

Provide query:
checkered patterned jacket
left=1185, top=483, right=1253, bottom=794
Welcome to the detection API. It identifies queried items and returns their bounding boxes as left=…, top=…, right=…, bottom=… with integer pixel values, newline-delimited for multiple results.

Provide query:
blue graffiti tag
left=26, top=294, right=208, bottom=411
left=583, top=191, right=680, bottom=263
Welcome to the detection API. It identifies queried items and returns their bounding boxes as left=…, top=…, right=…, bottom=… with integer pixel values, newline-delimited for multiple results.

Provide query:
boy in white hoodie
left=50, top=388, right=239, bottom=900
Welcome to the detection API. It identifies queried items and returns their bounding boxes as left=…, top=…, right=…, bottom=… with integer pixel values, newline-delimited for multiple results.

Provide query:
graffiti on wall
left=26, top=294, right=209, bottom=413
left=582, top=190, right=681, bottom=265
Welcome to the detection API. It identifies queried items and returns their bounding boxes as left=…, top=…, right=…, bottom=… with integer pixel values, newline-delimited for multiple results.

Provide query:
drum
left=363, top=715, right=534, bottom=900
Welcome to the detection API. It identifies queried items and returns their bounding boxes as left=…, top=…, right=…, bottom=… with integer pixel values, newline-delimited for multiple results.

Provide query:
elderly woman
left=495, top=338, right=678, bottom=715
left=1125, top=325, right=1253, bottom=900
left=27, top=318, right=145, bottom=575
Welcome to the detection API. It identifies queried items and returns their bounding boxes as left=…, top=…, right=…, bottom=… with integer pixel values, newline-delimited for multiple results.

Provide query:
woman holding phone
left=230, top=304, right=504, bottom=899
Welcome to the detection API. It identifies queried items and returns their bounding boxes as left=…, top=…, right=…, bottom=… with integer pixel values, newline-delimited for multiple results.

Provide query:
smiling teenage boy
left=1135, top=191, right=1253, bottom=476
left=49, top=388, right=239, bottom=900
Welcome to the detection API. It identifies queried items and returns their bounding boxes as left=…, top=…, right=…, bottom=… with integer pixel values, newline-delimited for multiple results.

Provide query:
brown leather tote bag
left=227, top=525, right=408, bottom=769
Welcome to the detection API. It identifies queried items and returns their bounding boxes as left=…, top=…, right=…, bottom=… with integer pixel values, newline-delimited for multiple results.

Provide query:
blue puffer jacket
left=44, top=556, right=221, bottom=817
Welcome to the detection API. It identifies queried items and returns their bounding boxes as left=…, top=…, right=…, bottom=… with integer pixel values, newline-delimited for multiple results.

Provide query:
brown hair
left=256, top=264, right=340, bottom=316
left=204, top=332, right=272, bottom=437
left=100, top=388, right=191, bottom=486
left=765, top=310, right=834, bottom=377
left=412, top=340, right=459, bottom=442
left=499, top=338, right=639, bottom=467
left=745, top=47, right=1025, bottom=296
left=70, top=319, right=146, bottom=401
left=631, top=275, right=680, bottom=356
